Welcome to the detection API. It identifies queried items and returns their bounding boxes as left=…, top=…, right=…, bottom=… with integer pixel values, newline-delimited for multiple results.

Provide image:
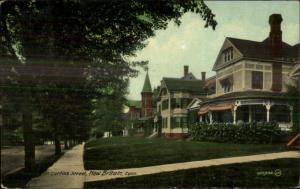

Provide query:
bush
left=189, top=122, right=283, bottom=144
left=95, top=131, right=104, bottom=139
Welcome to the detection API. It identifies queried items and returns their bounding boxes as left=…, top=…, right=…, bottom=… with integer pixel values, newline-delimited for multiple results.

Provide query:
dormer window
left=223, top=47, right=233, bottom=62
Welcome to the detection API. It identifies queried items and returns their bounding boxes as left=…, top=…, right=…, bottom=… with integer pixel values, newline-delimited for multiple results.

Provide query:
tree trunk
left=55, top=136, right=61, bottom=155
left=53, top=120, right=61, bottom=155
left=23, top=111, right=35, bottom=172
left=64, top=136, right=69, bottom=150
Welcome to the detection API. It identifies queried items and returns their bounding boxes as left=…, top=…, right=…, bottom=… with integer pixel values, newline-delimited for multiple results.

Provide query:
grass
left=85, top=158, right=300, bottom=188
left=84, top=136, right=287, bottom=170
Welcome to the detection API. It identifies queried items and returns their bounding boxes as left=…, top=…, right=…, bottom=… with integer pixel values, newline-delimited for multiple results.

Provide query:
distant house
left=156, top=66, right=207, bottom=139
left=125, top=100, right=141, bottom=121
left=124, top=71, right=158, bottom=136
left=198, top=14, right=300, bottom=130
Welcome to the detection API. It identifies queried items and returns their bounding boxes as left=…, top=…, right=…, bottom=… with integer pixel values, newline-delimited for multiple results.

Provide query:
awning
left=198, top=102, right=234, bottom=115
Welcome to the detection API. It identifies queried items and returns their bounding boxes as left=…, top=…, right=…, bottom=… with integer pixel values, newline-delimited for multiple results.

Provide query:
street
left=1, top=145, right=55, bottom=176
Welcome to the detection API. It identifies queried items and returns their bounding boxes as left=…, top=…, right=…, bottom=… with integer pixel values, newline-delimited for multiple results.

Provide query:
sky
left=127, top=1, right=299, bottom=100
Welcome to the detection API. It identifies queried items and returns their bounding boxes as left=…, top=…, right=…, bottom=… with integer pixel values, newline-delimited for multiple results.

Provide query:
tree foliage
left=0, top=0, right=217, bottom=138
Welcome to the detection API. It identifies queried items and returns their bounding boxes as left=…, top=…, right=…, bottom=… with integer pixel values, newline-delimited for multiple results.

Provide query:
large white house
left=198, top=14, right=299, bottom=130
left=156, top=66, right=207, bottom=138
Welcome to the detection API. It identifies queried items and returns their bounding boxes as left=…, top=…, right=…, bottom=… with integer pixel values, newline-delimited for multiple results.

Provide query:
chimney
left=184, top=65, right=189, bottom=77
left=201, top=72, right=206, bottom=81
left=269, top=14, right=283, bottom=57
left=269, top=14, right=283, bottom=92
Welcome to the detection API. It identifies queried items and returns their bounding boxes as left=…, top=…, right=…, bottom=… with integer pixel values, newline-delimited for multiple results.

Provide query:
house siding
left=215, top=59, right=294, bottom=96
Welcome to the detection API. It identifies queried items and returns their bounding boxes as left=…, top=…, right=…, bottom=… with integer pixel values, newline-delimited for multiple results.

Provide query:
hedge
left=189, top=122, right=283, bottom=144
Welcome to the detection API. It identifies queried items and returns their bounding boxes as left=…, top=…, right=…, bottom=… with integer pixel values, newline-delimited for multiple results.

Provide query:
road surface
left=1, top=145, right=55, bottom=176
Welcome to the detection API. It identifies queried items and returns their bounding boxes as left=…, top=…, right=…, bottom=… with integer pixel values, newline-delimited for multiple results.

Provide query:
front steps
left=286, top=132, right=300, bottom=150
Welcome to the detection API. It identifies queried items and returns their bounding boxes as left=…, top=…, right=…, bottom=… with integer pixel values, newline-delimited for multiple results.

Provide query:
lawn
left=84, top=136, right=287, bottom=170
left=85, top=158, right=300, bottom=188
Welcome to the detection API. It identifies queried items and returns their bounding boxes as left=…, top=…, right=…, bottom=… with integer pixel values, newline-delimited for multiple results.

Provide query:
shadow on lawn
left=2, top=152, right=64, bottom=188
left=84, top=158, right=300, bottom=189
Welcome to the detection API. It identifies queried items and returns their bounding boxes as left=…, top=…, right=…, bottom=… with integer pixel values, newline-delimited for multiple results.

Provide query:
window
left=223, top=47, right=233, bottom=62
left=162, top=88, right=167, bottom=95
left=171, top=117, right=181, bottom=128
left=220, top=77, right=233, bottom=93
left=181, top=117, right=188, bottom=128
left=252, top=71, right=263, bottom=89
left=175, top=98, right=181, bottom=108
left=171, top=98, right=191, bottom=109
left=171, top=98, right=177, bottom=109
left=162, top=100, right=169, bottom=110
left=223, top=83, right=232, bottom=93
left=171, top=117, right=188, bottom=128
left=182, top=99, right=190, bottom=108
left=162, top=118, right=168, bottom=128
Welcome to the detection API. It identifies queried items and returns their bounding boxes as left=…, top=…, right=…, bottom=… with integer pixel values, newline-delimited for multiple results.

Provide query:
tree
left=91, top=90, right=127, bottom=137
left=0, top=0, right=217, bottom=171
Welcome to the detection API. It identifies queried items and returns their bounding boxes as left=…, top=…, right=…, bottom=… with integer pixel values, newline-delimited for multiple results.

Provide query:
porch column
left=209, top=111, right=212, bottom=124
left=233, top=106, right=237, bottom=124
left=265, top=104, right=271, bottom=122
left=199, top=115, right=203, bottom=122
left=249, top=105, right=252, bottom=122
left=289, top=106, right=293, bottom=125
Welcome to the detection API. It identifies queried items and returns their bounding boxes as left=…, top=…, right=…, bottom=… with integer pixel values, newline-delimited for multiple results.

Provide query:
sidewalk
left=85, top=151, right=300, bottom=182
left=26, top=144, right=85, bottom=189
left=25, top=145, right=299, bottom=187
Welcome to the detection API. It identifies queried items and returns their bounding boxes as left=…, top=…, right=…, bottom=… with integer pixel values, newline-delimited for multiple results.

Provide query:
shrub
left=189, top=121, right=283, bottom=144
left=95, top=131, right=104, bottom=139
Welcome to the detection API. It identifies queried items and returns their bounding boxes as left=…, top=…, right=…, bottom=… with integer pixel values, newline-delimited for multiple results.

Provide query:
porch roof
left=201, top=91, right=297, bottom=106
left=199, top=102, right=234, bottom=115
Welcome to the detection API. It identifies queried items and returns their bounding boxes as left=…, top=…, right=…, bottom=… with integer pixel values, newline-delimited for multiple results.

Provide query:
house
left=123, top=100, right=141, bottom=136
left=156, top=66, right=207, bottom=139
left=123, top=71, right=157, bottom=136
left=198, top=14, right=300, bottom=130
left=186, top=75, right=216, bottom=125
left=124, top=100, right=141, bottom=121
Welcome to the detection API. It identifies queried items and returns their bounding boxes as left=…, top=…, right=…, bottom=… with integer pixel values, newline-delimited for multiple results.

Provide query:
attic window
left=223, top=47, right=233, bottom=62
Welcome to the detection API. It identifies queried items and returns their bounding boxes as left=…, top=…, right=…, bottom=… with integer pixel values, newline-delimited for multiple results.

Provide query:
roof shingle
left=228, top=37, right=298, bottom=61
left=162, top=77, right=205, bottom=95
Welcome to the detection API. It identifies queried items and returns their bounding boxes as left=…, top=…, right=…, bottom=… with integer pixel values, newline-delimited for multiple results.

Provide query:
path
left=24, top=145, right=299, bottom=188
left=1, top=145, right=55, bottom=177
left=26, top=144, right=85, bottom=189
left=85, top=151, right=299, bottom=182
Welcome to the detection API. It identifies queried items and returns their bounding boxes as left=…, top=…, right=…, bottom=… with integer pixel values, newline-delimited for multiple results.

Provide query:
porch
left=199, top=99, right=293, bottom=130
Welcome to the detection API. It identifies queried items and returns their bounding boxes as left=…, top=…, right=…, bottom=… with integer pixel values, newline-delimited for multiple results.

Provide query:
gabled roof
left=162, top=77, right=205, bottom=95
left=181, top=73, right=197, bottom=80
left=213, top=37, right=299, bottom=71
left=152, top=86, right=160, bottom=102
left=228, top=37, right=297, bottom=60
left=141, top=72, right=152, bottom=93
left=187, top=98, right=203, bottom=110
left=204, top=76, right=216, bottom=88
